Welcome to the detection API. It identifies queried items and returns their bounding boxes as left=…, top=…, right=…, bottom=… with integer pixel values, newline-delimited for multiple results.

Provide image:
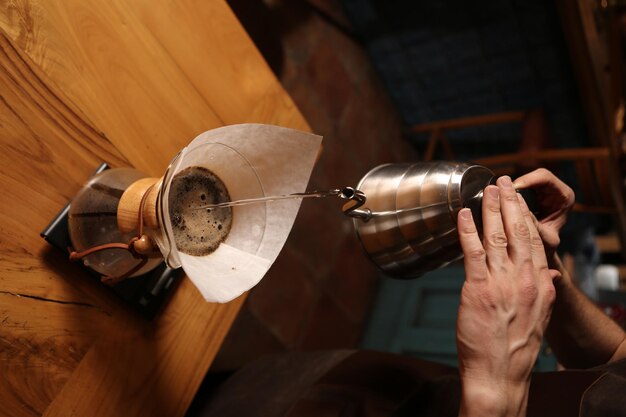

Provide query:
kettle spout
left=340, top=187, right=371, bottom=221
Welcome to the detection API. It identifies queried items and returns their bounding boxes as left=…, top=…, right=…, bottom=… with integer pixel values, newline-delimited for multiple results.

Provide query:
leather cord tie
left=69, top=184, right=156, bottom=285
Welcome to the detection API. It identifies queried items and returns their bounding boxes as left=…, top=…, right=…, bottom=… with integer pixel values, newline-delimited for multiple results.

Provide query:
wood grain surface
left=0, top=1, right=310, bottom=416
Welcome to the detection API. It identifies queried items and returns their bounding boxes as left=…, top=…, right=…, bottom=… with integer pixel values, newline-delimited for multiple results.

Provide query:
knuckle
left=514, top=222, right=530, bottom=238
left=467, top=248, right=486, bottom=263
left=564, top=188, right=575, bottom=205
left=487, top=232, right=508, bottom=248
left=536, top=167, right=550, bottom=177
left=482, top=293, right=499, bottom=311
left=467, top=285, right=498, bottom=310
left=476, top=285, right=500, bottom=311
left=544, top=281, right=556, bottom=305
left=519, top=281, right=539, bottom=303
left=503, top=194, right=519, bottom=203
left=530, top=234, right=544, bottom=248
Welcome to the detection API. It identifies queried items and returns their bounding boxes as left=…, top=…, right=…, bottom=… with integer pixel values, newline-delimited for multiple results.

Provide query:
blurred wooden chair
left=411, top=110, right=527, bottom=162
left=410, top=109, right=616, bottom=214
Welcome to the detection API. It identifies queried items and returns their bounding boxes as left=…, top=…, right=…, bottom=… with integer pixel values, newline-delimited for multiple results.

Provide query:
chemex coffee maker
left=42, top=124, right=526, bottom=315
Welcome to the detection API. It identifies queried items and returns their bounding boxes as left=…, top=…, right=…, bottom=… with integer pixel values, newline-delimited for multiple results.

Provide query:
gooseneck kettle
left=342, top=161, right=525, bottom=279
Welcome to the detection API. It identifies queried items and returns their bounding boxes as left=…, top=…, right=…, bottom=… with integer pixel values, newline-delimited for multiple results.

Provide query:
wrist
left=459, top=378, right=529, bottom=417
left=459, top=384, right=507, bottom=417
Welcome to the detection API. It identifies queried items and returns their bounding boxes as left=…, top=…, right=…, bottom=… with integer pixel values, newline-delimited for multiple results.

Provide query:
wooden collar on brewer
left=69, top=179, right=160, bottom=285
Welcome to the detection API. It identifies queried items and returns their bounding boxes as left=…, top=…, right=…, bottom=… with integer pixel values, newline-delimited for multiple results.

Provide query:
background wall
left=341, top=0, right=590, bottom=158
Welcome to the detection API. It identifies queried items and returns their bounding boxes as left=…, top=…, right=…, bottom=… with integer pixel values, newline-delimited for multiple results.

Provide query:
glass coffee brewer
left=48, top=123, right=530, bottom=312
left=49, top=124, right=322, bottom=311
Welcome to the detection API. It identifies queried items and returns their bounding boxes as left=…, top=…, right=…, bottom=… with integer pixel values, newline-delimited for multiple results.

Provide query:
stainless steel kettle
left=343, top=161, right=495, bottom=279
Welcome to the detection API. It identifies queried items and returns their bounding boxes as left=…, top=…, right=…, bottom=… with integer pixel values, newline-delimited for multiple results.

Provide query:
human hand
left=512, top=168, right=575, bottom=261
left=456, top=176, right=557, bottom=417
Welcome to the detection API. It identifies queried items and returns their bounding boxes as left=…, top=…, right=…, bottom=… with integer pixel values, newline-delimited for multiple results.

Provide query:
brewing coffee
left=168, top=166, right=232, bottom=256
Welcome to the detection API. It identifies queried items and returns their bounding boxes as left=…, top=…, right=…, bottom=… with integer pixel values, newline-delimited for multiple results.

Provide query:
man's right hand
left=456, top=176, right=557, bottom=417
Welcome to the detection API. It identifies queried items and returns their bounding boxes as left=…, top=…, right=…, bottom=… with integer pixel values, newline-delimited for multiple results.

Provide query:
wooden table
left=0, top=2, right=309, bottom=416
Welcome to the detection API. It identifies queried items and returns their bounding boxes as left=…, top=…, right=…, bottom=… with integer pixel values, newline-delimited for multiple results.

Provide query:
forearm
left=546, top=254, right=626, bottom=368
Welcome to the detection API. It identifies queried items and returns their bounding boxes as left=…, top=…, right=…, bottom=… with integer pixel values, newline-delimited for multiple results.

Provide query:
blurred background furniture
left=412, top=110, right=527, bottom=162
left=412, top=108, right=616, bottom=215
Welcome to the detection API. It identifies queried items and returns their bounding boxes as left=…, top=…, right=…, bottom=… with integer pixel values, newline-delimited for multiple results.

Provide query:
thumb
left=549, top=268, right=562, bottom=282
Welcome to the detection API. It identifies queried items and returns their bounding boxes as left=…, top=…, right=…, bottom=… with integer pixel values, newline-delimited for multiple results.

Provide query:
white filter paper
left=160, top=124, right=321, bottom=302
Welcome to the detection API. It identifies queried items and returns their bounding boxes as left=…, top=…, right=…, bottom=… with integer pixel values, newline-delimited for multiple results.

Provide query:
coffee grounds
left=168, top=166, right=232, bottom=256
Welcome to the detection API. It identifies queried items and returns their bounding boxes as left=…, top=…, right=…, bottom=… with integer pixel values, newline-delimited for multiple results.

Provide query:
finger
left=517, top=193, right=549, bottom=271
left=457, top=208, right=488, bottom=282
left=518, top=194, right=557, bottom=318
left=481, top=185, right=508, bottom=266
left=526, top=204, right=561, bottom=259
left=513, top=168, right=575, bottom=208
left=549, top=269, right=562, bottom=282
left=512, top=167, right=562, bottom=190
left=496, top=176, right=531, bottom=263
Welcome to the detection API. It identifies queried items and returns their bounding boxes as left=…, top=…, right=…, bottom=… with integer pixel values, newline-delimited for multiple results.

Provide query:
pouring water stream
left=196, top=189, right=345, bottom=210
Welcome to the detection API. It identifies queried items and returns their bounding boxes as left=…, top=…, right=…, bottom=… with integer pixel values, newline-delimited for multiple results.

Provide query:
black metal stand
left=40, top=163, right=183, bottom=319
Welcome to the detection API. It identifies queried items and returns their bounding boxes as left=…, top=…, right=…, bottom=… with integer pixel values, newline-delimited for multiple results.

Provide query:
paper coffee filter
left=161, top=124, right=322, bottom=302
